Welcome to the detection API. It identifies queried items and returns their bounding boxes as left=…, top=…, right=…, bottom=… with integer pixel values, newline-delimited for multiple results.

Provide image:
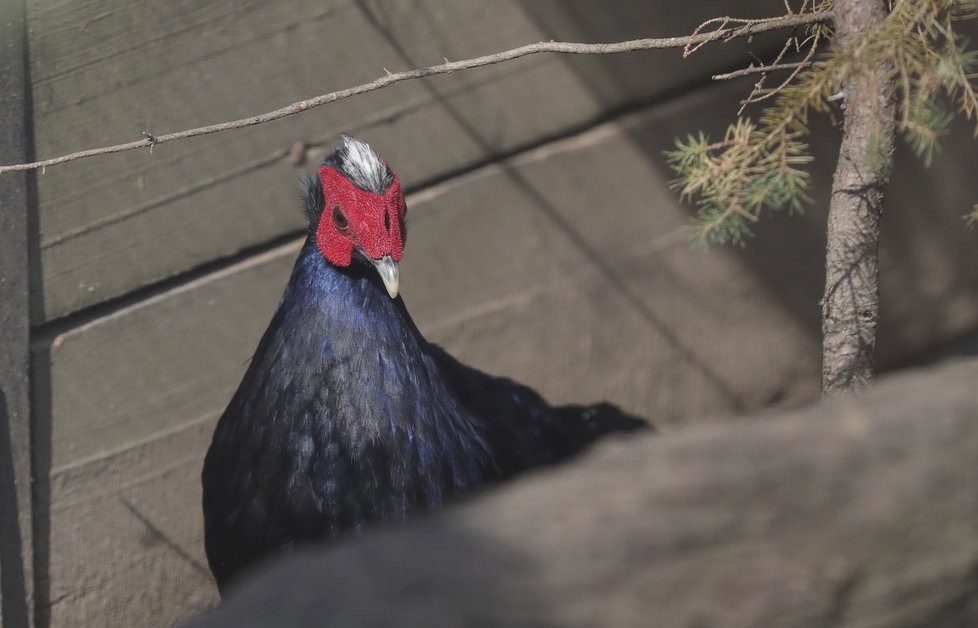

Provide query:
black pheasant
left=201, top=136, right=646, bottom=592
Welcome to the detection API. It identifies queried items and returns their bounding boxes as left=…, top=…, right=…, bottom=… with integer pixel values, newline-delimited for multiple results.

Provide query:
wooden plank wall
left=10, top=1, right=978, bottom=625
left=28, top=0, right=769, bottom=323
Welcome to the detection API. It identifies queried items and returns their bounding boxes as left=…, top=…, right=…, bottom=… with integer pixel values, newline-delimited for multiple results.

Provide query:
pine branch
left=0, top=10, right=830, bottom=175
left=670, top=0, right=978, bottom=245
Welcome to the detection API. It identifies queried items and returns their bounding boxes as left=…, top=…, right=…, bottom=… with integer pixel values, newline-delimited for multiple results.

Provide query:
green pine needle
left=669, top=0, right=978, bottom=244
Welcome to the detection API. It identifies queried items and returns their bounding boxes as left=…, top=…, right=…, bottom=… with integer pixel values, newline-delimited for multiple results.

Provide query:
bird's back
left=202, top=242, right=645, bottom=591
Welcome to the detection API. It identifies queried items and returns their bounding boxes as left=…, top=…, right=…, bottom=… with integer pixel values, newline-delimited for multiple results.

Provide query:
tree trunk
left=821, top=0, right=897, bottom=394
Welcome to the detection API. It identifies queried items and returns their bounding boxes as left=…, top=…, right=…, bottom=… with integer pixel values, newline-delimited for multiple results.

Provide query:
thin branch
left=713, top=60, right=822, bottom=81
left=735, top=36, right=800, bottom=113
left=0, top=9, right=831, bottom=175
left=739, top=34, right=823, bottom=109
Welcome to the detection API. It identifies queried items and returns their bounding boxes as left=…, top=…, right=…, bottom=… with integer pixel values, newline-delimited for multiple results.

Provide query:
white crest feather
left=338, top=135, right=392, bottom=194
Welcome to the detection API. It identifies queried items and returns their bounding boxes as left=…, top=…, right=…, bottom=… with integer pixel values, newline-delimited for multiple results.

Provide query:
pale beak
left=370, top=255, right=400, bottom=299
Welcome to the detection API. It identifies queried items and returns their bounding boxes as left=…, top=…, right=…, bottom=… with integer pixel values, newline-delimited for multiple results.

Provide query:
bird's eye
left=332, top=205, right=349, bottom=231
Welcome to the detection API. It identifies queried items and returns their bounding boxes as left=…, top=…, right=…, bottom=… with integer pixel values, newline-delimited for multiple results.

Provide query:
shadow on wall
left=0, top=389, right=30, bottom=626
left=368, top=0, right=830, bottom=415
left=361, top=0, right=976, bottom=411
left=356, top=0, right=776, bottom=413
left=27, top=348, right=52, bottom=628
left=520, top=0, right=978, bottom=373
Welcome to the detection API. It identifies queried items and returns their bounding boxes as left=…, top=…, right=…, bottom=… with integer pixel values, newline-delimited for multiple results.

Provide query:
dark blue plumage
left=202, top=138, right=646, bottom=592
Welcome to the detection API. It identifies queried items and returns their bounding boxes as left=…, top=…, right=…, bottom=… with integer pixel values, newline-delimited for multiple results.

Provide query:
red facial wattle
left=316, top=165, right=406, bottom=267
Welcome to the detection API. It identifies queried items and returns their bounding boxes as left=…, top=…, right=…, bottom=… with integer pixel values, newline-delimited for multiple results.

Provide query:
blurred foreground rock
left=189, top=359, right=978, bottom=628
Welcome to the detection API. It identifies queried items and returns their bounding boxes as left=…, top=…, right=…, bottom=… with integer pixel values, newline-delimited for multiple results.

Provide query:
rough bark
left=188, top=358, right=978, bottom=628
left=821, top=0, right=897, bottom=394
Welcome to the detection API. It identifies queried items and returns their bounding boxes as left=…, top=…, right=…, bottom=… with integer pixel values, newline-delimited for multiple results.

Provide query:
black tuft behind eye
left=332, top=205, right=349, bottom=231
left=384, top=210, right=390, bottom=233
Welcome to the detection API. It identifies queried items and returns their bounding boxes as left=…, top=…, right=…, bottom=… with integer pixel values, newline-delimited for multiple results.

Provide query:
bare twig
left=0, top=10, right=830, bottom=175
left=713, top=60, right=823, bottom=80
left=683, top=9, right=822, bottom=58
left=732, top=36, right=800, bottom=113
left=684, top=16, right=763, bottom=57
left=739, top=34, right=823, bottom=110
